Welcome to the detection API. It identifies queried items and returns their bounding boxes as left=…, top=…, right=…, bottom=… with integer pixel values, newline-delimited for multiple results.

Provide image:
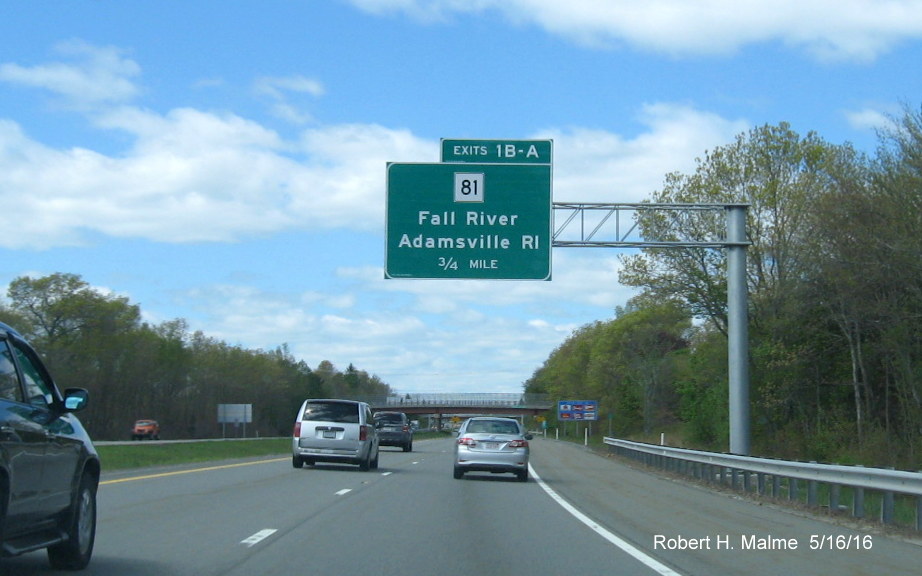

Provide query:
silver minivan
left=292, top=399, right=379, bottom=471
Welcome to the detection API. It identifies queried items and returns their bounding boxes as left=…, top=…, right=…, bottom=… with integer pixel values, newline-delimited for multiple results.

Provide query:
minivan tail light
left=293, top=422, right=301, bottom=437
left=359, top=425, right=369, bottom=441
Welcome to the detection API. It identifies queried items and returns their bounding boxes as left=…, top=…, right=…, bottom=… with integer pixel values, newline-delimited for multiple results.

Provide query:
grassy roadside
left=97, top=432, right=450, bottom=471
left=96, top=438, right=292, bottom=471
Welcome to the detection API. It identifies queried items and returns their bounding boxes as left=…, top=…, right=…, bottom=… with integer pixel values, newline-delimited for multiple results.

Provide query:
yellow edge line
left=100, top=457, right=289, bottom=485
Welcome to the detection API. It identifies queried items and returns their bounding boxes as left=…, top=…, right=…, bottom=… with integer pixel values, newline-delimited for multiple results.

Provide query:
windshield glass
left=466, top=420, right=519, bottom=435
left=302, top=402, right=359, bottom=423
left=376, top=414, right=403, bottom=424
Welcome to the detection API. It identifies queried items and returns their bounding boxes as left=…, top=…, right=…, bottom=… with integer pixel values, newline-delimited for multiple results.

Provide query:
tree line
left=525, top=105, right=922, bottom=469
left=0, top=273, right=391, bottom=440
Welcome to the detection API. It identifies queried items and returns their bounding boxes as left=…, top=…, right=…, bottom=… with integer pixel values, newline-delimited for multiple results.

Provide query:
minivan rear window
left=302, top=402, right=359, bottom=423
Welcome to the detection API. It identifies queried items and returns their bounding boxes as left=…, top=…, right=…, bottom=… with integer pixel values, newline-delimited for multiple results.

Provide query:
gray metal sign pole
left=726, top=205, right=750, bottom=455
left=553, top=202, right=751, bottom=455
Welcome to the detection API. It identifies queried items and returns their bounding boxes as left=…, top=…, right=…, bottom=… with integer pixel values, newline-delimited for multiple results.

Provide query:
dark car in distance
left=374, top=411, right=413, bottom=452
left=0, top=321, right=100, bottom=570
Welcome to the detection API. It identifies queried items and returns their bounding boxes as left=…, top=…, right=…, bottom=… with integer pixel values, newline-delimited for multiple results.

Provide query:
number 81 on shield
left=454, top=173, right=484, bottom=203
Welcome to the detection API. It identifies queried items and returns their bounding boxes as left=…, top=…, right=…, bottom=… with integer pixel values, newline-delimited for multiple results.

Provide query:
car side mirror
left=524, top=434, right=533, bottom=440
left=62, top=388, right=89, bottom=412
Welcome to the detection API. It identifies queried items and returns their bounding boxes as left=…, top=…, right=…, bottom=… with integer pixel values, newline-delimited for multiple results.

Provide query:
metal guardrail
left=604, top=437, right=922, bottom=531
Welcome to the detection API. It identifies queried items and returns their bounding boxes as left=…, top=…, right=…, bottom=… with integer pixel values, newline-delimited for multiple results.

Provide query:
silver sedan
left=452, top=417, right=532, bottom=482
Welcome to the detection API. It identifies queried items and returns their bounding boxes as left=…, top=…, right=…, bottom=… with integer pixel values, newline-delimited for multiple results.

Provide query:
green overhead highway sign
left=385, top=162, right=552, bottom=280
left=441, top=139, right=553, bottom=164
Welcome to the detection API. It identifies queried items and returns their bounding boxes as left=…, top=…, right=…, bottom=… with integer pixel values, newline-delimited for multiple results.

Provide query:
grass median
left=97, top=432, right=448, bottom=471
left=97, top=438, right=292, bottom=471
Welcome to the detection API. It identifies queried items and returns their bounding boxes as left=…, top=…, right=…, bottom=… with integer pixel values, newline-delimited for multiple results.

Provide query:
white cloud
left=0, top=41, right=140, bottom=108
left=172, top=248, right=633, bottom=393
left=254, top=75, right=325, bottom=99
left=844, top=106, right=898, bottom=132
left=0, top=108, right=434, bottom=248
left=0, top=42, right=749, bottom=251
left=544, top=104, right=748, bottom=205
left=253, top=75, right=326, bottom=124
left=345, top=0, right=922, bottom=61
left=0, top=100, right=743, bottom=250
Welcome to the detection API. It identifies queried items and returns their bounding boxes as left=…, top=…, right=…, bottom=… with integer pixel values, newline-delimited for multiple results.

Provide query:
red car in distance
left=131, top=419, right=160, bottom=440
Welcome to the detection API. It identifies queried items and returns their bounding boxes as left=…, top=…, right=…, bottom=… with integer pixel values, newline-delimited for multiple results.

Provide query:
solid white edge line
left=529, top=464, right=684, bottom=576
left=335, top=488, right=352, bottom=496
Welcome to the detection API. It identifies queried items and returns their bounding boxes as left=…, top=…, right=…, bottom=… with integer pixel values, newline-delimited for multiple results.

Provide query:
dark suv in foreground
left=0, top=321, right=100, bottom=570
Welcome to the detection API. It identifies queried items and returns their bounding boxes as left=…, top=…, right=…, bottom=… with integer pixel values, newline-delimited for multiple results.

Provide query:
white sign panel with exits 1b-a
left=385, top=162, right=552, bottom=280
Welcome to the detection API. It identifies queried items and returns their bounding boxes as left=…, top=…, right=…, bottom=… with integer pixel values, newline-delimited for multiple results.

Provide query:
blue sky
left=2, top=1, right=921, bottom=394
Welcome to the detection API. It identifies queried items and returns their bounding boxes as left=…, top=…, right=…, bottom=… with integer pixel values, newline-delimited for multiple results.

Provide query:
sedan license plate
left=482, top=441, right=501, bottom=450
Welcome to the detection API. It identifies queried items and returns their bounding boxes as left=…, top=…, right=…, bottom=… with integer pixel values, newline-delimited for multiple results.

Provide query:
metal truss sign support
left=553, top=202, right=751, bottom=455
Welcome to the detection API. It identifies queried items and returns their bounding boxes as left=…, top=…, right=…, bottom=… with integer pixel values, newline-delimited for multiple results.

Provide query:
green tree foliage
left=620, top=123, right=837, bottom=336
left=675, top=329, right=728, bottom=449
left=803, top=104, right=922, bottom=457
left=525, top=300, right=691, bottom=437
left=1, top=273, right=392, bottom=439
left=530, top=112, right=922, bottom=467
left=617, top=123, right=868, bottom=455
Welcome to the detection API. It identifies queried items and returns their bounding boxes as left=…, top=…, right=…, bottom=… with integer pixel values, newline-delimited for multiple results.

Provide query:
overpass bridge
left=347, top=393, right=554, bottom=426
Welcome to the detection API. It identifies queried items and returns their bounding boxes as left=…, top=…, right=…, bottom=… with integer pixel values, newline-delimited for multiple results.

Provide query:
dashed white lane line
left=529, top=465, right=684, bottom=576
left=241, top=529, right=277, bottom=547
left=243, top=475, right=392, bottom=548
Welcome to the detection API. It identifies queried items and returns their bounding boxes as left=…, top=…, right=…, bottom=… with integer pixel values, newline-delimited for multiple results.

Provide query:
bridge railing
left=604, top=437, right=922, bottom=531
left=347, top=393, right=553, bottom=409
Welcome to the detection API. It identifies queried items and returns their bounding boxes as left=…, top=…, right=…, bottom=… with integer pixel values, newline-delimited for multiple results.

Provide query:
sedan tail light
left=457, top=437, right=477, bottom=446
left=508, top=439, right=529, bottom=448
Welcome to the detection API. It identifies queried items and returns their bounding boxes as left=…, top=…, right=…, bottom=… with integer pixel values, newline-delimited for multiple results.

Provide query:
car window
left=0, top=341, right=23, bottom=402
left=465, top=421, right=484, bottom=433
left=12, top=343, right=54, bottom=407
left=468, top=420, right=519, bottom=434
left=499, top=422, right=520, bottom=434
left=302, top=402, right=359, bottom=423
left=376, top=413, right=404, bottom=424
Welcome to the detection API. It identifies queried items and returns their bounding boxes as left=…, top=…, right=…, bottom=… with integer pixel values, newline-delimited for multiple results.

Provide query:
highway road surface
left=2, top=436, right=918, bottom=575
